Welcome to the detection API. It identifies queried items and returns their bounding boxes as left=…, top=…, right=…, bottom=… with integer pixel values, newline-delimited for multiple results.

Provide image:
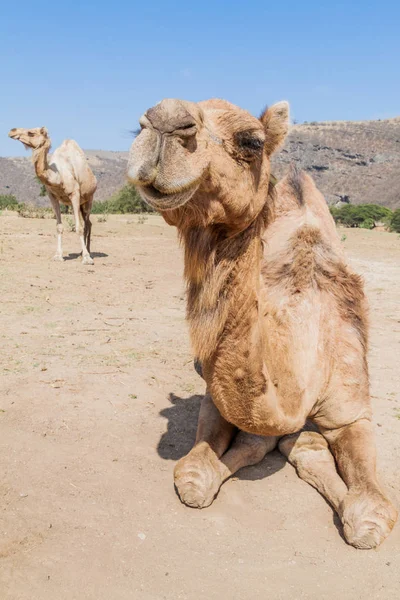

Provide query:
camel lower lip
left=137, top=183, right=198, bottom=210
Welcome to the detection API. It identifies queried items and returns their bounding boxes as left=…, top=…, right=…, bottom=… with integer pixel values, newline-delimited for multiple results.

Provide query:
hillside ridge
left=1, top=116, right=399, bottom=208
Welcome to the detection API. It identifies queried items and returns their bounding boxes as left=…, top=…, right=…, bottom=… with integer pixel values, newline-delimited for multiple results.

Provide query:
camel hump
left=285, top=163, right=308, bottom=206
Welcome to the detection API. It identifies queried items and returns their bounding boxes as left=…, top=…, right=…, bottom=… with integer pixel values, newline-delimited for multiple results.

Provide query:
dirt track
left=0, top=214, right=399, bottom=599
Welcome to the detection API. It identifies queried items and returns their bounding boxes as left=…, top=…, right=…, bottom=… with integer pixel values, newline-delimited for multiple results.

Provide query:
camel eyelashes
left=178, top=123, right=196, bottom=130
left=131, top=128, right=142, bottom=139
left=234, top=130, right=265, bottom=159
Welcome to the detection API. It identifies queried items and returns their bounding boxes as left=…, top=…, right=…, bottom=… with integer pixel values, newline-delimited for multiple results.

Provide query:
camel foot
left=53, top=254, right=64, bottom=262
left=82, top=255, right=94, bottom=265
left=340, top=490, right=397, bottom=549
left=174, top=447, right=225, bottom=509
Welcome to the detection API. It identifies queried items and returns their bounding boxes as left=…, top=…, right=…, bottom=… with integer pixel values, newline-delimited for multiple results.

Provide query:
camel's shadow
left=64, top=252, right=108, bottom=261
left=157, top=392, right=286, bottom=481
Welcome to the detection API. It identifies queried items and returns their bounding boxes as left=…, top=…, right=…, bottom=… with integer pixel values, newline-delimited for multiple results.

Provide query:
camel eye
left=28, top=132, right=35, bottom=137
left=234, top=131, right=264, bottom=155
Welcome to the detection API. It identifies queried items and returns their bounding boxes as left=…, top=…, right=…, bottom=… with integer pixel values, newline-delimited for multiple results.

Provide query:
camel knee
left=56, top=223, right=63, bottom=234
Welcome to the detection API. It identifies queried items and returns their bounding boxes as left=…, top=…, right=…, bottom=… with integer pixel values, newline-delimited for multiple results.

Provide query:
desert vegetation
left=329, top=203, right=398, bottom=231
left=0, top=184, right=155, bottom=218
left=91, top=184, right=155, bottom=214
left=4, top=192, right=400, bottom=234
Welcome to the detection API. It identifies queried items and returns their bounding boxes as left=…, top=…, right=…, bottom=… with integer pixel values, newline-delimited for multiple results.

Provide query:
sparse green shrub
left=0, top=194, right=19, bottom=210
left=36, top=177, right=47, bottom=197
left=92, top=185, right=155, bottom=214
left=390, top=209, right=400, bottom=233
left=97, top=214, right=108, bottom=223
left=65, top=216, right=76, bottom=232
left=17, top=203, right=53, bottom=219
left=359, top=218, right=375, bottom=229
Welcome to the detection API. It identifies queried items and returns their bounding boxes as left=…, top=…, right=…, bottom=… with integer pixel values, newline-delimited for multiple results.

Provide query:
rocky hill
left=273, top=117, right=400, bottom=208
left=1, top=117, right=400, bottom=208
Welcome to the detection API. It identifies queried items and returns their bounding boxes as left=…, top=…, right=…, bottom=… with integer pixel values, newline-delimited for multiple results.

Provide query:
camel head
left=8, top=127, right=50, bottom=151
left=128, top=98, right=289, bottom=229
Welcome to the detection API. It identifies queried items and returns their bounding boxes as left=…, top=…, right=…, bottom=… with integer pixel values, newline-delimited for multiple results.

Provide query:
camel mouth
left=8, top=131, right=19, bottom=140
left=136, top=182, right=199, bottom=211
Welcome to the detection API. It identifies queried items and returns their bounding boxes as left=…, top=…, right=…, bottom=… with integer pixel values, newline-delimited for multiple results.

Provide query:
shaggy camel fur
left=128, top=98, right=397, bottom=549
left=8, top=127, right=96, bottom=264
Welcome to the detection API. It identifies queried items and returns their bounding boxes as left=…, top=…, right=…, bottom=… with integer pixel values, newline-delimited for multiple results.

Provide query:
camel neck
left=182, top=209, right=267, bottom=366
left=32, top=142, right=52, bottom=184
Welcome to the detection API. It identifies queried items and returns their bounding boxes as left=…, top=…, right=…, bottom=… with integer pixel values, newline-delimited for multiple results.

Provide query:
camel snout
left=8, top=128, right=19, bottom=139
left=127, top=127, right=161, bottom=186
left=145, top=99, right=203, bottom=135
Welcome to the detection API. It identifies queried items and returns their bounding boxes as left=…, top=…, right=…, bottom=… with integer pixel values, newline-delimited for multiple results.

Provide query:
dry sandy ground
left=0, top=214, right=399, bottom=600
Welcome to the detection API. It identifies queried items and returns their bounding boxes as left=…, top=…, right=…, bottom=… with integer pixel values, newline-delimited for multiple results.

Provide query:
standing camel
left=8, top=127, right=96, bottom=264
left=127, top=98, right=397, bottom=549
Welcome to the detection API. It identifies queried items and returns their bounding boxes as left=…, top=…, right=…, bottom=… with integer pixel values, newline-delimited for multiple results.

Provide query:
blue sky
left=1, top=0, right=399, bottom=155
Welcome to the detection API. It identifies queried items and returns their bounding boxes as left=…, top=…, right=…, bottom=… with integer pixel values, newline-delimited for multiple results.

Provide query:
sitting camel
left=8, top=127, right=96, bottom=264
left=127, top=98, right=397, bottom=549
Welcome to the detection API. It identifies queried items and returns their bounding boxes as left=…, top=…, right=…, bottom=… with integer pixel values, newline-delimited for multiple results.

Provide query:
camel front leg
left=321, top=419, right=397, bottom=549
left=174, top=394, right=235, bottom=508
left=71, top=193, right=93, bottom=265
left=174, top=394, right=278, bottom=508
left=48, top=194, right=64, bottom=261
left=279, top=430, right=347, bottom=514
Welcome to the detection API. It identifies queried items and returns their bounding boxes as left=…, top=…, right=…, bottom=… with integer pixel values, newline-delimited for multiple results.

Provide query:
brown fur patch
left=263, top=225, right=368, bottom=351
left=286, top=163, right=305, bottom=206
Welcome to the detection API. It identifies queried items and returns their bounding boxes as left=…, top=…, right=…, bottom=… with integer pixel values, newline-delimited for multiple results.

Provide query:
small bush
left=390, top=209, right=400, bottom=233
left=92, top=185, right=155, bottom=214
left=65, top=216, right=76, bottom=232
left=0, top=194, right=19, bottom=210
left=35, top=177, right=47, bottom=197
left=97, top=214, right=108, bottom=223
left=359, top=218, right=375, bottom=230
left=17, top=203, right=53, bottom=219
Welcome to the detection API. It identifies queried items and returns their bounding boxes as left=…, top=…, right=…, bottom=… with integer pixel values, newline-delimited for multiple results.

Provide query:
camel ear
left=260, top=101, right=289, bottom=155
left=40, top=127, right=48, bottom=136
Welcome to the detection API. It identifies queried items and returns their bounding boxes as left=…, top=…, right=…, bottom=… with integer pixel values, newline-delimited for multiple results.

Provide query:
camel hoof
left=53, top=254, right=64, bottom=262
left=174, top=453, right=223, bottom=509
left=82, top=255, right=94, bottom=265
left=341, top=491, right=397, bottom=549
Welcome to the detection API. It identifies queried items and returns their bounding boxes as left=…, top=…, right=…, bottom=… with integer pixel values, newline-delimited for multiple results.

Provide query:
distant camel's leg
left=81, top=201, right=93, bottom=255
left=48, top=194, right=64, bottom=261
left=71, top=193, right=93, bottom=265
left=174, top=394, right=278, bottom=508
left=279, top=430, right=347, bottom=513
left=320, top=419, right=397, bottom=549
